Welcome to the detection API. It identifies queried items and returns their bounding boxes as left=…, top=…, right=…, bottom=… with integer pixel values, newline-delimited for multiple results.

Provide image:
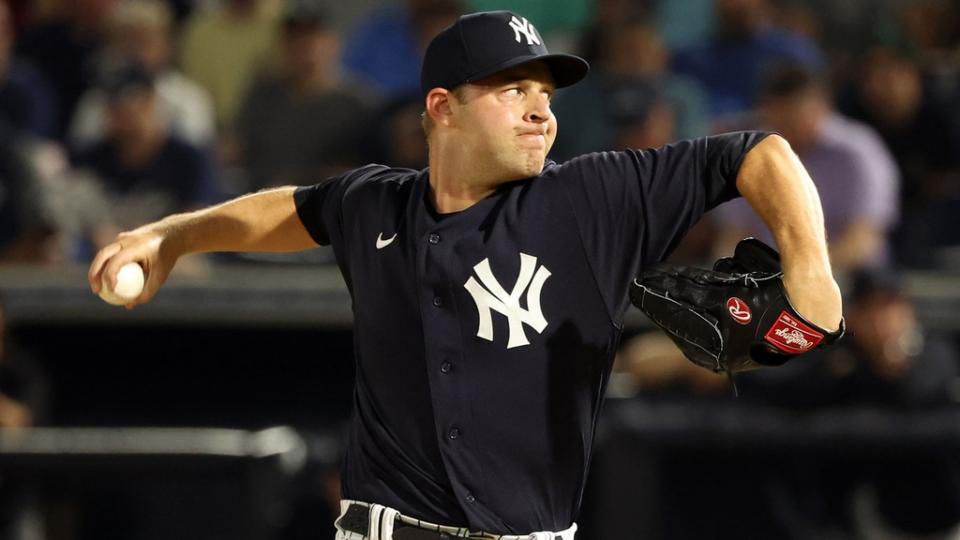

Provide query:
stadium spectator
left=577, top=0, right=646, bottom=64
left=607, top=81, right=676, bottom=152
left=897, top=0, right=960, bottom=68
left=0, top=1, right=57, bottom=139
left=838, top=47, right=960, bottom=268
left=898, top=0, right=960, bottom=149
left=551, top=20, right=707, bottom=160
left=0, top=124, right=60, bottom=263
left=234, top=4, right=375, bottom=190
left=15, top=0, right=119, bottom=139
left=580, top=0, right=714, bottom=57
left=715, top=64, right=899, bottom=272
left=840, top=47, right=960, bottom=210
left=69, top=62, right=219, bottom=251
left=341, top=0, right=462, bottom=98
left=672, top=0, right=824, bottom=119
left=69, top=0, right=215, bottom=149
left=362, top=96, right=430, bottom=171
left=179, top=0, right=280, bottom=129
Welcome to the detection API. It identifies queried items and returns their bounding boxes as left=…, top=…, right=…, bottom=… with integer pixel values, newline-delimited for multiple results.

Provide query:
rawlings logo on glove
left=727, top=297, right=752, bottom=324
left=629, top=238, right=844, bottom=374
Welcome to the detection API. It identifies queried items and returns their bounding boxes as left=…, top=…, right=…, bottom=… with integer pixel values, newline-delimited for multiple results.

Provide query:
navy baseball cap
left=97, top=60, right=155, bottom=101
left=420, top=11, right=589, bottom=96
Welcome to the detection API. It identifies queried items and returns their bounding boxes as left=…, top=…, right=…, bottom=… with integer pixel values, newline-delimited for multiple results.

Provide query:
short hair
left=759, top=63, right=828, bottom=102
left=282, top=1, right=331, bottom=34
left=110, top=0, right=172, bottom=32
left=98, top=60, right=156, bottom=100
left=850, top=268, right=904, bottom=303
left=420, top=86, right=469, bottom=140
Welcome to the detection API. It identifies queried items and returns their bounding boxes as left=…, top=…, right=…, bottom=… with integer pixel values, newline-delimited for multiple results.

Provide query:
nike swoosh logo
left=376, top=233, right=397, bottom=250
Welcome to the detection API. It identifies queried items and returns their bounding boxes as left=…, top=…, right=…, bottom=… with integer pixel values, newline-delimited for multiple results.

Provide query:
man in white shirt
left=69, top=0, right=215, bottom=149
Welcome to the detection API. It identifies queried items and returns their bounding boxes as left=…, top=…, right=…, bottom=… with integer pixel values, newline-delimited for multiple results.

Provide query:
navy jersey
left=294, top=131, right=770, bottom=534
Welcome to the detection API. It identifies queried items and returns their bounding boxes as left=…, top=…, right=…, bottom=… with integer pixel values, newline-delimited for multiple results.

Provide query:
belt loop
left=334, top=500, right=352, bottom=538
left=381, top=507, right=399, bottom=539
left=369, top=504, right=384, bottom=540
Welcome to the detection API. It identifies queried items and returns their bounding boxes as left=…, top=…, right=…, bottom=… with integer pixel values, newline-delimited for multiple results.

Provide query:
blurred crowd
left=1, top=0, right=960, bottom=538
left=0, top=0, right=957, bottom=272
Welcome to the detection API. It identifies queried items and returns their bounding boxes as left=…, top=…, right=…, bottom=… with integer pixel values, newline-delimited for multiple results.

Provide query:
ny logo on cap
left=508, top=15, right=541, bottom=46
left=464, top=253, right=550, bottom=349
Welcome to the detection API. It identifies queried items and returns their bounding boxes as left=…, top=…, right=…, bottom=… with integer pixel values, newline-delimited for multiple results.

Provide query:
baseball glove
left=630, top=238, right=844, bottom=374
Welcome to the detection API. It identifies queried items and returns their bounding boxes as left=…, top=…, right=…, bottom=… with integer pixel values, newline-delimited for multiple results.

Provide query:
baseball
left=99, top=262, right=145, bottom=305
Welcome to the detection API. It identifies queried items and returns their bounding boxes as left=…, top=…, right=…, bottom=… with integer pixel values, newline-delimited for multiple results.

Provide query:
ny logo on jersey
left=464, top=253, right=551, bottom=349
left=508, top=15, right=541, bottom=46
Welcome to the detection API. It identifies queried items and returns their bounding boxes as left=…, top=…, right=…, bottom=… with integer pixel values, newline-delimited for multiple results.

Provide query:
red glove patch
left=764, top=311, right=824, bottom=353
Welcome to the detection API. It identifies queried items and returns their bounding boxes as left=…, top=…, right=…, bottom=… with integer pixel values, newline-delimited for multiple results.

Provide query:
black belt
left=338, top=503, right=455, bottom=540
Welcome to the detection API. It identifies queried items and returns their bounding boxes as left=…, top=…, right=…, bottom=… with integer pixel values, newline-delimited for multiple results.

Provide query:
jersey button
left=465, top=493, right=476, bottom=504
left=440, top=362, right=452, bottom=373
left=428, top=233, right=441, bottom=244
left=448, top=427, right=460, bottom=440
left=433, top=296, right=442, bottom=307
